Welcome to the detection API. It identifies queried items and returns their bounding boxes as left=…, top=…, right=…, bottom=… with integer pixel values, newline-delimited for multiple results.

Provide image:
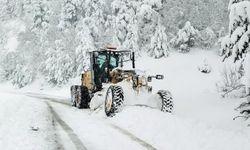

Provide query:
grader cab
left=71, top=47, right=173, bottom=117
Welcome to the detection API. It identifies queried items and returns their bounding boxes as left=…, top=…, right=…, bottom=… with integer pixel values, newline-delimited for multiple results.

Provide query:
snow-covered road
left=0, top=92, right=249, bottom=150
left=0, top=92, right=63, bottom=150
left=0, top=91, right=158, bottom=150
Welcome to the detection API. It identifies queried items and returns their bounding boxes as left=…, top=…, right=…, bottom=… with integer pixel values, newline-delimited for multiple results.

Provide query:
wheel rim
left=105, top=88, right=113, bottom=112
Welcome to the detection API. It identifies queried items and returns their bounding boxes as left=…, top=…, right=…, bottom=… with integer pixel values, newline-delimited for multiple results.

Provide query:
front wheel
left=157, top=90, right=173, bottom=113
left=105, top=85, right=124, bottom=117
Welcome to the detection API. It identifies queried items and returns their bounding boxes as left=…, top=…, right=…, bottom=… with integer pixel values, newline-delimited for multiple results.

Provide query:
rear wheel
left=105, top=85, right=124, bottom=117
left=157, top=90, right=173, bottom=113
left=70, top=85, right=78, bottom=107
left=70, top=85, right=90, bottom=109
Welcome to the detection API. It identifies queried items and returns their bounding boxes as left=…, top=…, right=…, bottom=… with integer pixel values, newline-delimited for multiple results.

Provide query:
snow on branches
left=198, top=27, right=217, bottom=49
left=59, top=0, right=83, bottom=28
left=43, top=40, right=74, bottom=85
left=12, top=64, right=34, bottom=88
left=138, top=0, right=170, bottom=57
left=170, top=21, right=199, bottom=52
left=220, top=0, right=250, bottom=122
left=149, top=23, right=169, bottom=58
left=75, top=19, right=95, bottom=75
left=221, top=1, right=250, bottom=62
left=111, top=0, right=138, bottom=47
left=220, top=0, right=250, bottom=95
left=31, top=0, right=51, bottom=31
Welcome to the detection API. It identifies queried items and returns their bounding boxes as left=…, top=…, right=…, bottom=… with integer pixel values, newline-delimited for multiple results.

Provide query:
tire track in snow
left=46, top=102, right=88, bottom=150
left=26, top=92, right=71, bottom=106
left=110, top=124, right=157, bottom=150
left=27, top=93, right=157, bottom=150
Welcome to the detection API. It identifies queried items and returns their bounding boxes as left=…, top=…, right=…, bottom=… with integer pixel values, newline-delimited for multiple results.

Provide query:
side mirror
left=147, top=76, right=152, bottom=82
left=156, top=75, right=164, bottom=80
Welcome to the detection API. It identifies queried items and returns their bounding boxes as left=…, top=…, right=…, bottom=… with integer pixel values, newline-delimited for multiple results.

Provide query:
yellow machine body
left=81, top=71, right=94, bottom=90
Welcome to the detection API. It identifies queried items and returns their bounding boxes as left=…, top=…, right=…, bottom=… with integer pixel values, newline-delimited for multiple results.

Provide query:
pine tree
left=0, top=0, right=20, bottom=20
left=112, top=0, right=139, bottom=47
left=122, top=21, right=140, bottom=54
left=0, top=24, right=7, bottom=51
left=85, top=0, right=107, bottom=28
left=59, top=0, right=83, bottom=28
left=44, top=40, right=74, bottom=85
left=149, top=22, right=169, bottom=58
left=75, top=19, right=95, bottom=75
left=31, top=0, right=50, bottom=31
left=221, top=0, right=250, bottom=122
left=138, top=2, right=159, bottom=51
left=228, top=0, right=245, bottom=9
left=137, top=0, right=170, bottom=57
left=170, top=21, right=199, bottom=52
left=12, top=64, right=34, bottom=88
left=198, top=27, right=217, bottom=49
left=0, top=51, right=20, bottom=81
left=84, top=0, right=109, bottom=44
left=221, top=1, right=250, bottom=62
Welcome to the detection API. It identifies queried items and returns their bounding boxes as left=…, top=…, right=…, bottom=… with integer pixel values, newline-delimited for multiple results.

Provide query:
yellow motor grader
left=70, top=47, right=173, bottom=117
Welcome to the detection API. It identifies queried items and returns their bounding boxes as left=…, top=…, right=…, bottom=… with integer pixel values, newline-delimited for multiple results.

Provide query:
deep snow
left=0, top=49, right=250, bottom=150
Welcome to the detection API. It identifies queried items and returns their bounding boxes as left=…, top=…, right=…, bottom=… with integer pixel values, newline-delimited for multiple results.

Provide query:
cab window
left=110, top=56, right=118, bottom=67
left=96, top=54, right=106, bottom=68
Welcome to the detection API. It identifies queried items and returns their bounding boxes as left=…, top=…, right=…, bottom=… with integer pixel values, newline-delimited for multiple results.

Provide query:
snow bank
left=111, top=106, right=250, bottom=150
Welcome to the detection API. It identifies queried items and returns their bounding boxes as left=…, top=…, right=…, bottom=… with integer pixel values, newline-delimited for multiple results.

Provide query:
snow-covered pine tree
left=198, top=27, right=217, bottom=49
left=228, top=0, right=245, bottom=9
left=221, top=1, right=250, bottom=62
left=85, top=0, right=107, bottom=29
left=0, top=51, right=19, bottom=81
left=84, top=0, right=110, bottom=45
left=0, top=24, right=7, bottom=51
left=170, top=21, right=199, bottom=52
left=111, top=0, right=139, bottom=48
left=12, top=64, right=34, bottom=88
left=0, top=50, right=34, bottom=88
left=0, top=0, right=20, bottom=20
left=44, top=40, right=74, bottom=85
left=59, top=0, right=83, bottom=28
left=31, top=0, right=50, bottom=31
left=75, top=19, right=95, bottom=75
left=138, top=2, right=158, bottom=51
left=149, top=22, right=169, bottom=58
left=138, top=0, right=170, bottom=57
left=122, top=21, right=140, bottom=54
left=221, top=0, right=250, bottom=122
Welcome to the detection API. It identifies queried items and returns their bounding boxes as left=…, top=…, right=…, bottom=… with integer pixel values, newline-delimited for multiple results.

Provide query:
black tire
left=105, top=85, right=124, bottom=117
left=70, top=85, right=78, bottom=107
left=70, top=85, right=90, bottom=109
left=157, top=90, right=173, bottom=113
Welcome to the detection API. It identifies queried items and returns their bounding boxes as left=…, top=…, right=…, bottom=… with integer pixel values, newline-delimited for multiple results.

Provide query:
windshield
left=96, top=55, right=106, bottom=68
left=110, top=56, right=118, bottom=67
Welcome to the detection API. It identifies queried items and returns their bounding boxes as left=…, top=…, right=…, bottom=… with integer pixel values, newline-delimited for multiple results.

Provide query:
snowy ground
left=0, top=92, right=60, bottom=150
left=0, top=49, right=250, bottom=150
